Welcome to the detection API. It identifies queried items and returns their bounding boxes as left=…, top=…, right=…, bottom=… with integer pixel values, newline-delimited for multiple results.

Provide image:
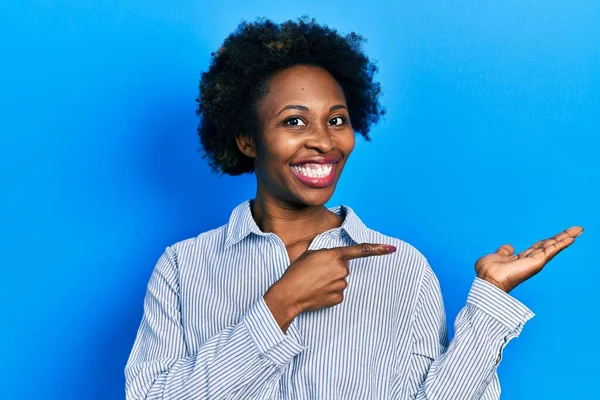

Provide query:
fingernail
left=576, top=230, right=583, bottom=237
left=386, top=245, right=397, bottom=253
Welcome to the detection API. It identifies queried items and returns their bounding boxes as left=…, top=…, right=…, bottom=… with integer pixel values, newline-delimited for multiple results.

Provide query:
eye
left=329, top=116, right=347, bottom=126
left=284, top=117, right=306, bottom=126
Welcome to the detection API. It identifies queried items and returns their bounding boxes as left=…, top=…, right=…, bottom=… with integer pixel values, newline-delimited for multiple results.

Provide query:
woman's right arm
left=124, top=246, right=307, bottom=400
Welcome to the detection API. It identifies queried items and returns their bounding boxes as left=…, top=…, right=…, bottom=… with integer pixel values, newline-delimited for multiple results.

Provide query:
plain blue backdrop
left=1, top=1, right=598, bottom=399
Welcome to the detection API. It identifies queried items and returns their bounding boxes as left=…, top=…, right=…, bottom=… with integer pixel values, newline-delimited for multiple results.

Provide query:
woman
left=125, top=16, right=583, bottom=399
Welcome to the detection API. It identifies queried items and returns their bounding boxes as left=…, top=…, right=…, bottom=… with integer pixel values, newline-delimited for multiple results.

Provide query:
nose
left=305, top=122, right=335, bottom=153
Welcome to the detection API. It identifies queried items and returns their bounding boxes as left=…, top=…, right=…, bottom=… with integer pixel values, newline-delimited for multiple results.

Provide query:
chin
left=291, top=188, right=335, bottom=208
left=286, top=164, right=341, bottom=206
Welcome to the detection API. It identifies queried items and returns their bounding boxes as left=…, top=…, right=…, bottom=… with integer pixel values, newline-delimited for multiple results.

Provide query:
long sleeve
left=124, top=246, right=308, bottom=400
left=399, top=262, right=535, bottom=399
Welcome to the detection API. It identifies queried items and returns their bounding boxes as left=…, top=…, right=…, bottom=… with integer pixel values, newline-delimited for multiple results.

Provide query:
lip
left=290, top=163, right=337, bottom=188
left=291, top=155, right=340, bottom=165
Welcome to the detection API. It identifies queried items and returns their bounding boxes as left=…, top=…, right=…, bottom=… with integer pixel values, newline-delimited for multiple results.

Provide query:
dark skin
left=236, top=64, right=357, bottom=263
left=236, top=64, right=584, bottom=334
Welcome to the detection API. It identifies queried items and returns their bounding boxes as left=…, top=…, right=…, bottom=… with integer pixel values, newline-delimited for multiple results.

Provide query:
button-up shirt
left=125, top=199, right=534, bottom=399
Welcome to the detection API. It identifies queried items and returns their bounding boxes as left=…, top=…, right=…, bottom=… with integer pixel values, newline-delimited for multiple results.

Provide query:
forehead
left=258, top=65, right=346, bottom=114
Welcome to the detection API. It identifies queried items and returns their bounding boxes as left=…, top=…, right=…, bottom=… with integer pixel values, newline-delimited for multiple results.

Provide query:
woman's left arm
left=391, top=225, right=582, bottom=399
left=394, top=263, right=533, bottom=399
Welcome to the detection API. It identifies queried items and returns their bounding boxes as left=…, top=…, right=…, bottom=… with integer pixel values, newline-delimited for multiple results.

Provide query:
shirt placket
left=266, top=231, right=335, bottom=400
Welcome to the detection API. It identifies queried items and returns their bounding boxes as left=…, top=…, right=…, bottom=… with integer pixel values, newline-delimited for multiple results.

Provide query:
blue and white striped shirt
left=125, top=199, right=535, bottom=399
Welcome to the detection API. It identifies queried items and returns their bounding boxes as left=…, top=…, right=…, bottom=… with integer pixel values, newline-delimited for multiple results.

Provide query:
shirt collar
left=224, top=198, right=370, bottom=249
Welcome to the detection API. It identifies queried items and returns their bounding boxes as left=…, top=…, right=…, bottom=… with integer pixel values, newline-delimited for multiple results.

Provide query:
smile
left=289, top=163, right=337, bottom=188
left=291, top=163, right=333, bottom=178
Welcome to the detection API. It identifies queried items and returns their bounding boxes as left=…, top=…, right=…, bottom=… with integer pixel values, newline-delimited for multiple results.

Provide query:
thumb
left=495, top=243, right=514, bottom=256
left=337, top=243, right=397, bottom=260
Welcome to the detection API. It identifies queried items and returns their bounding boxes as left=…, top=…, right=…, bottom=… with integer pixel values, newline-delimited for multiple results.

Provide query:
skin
left=236, top=64, right=357, bottom=264
left=235, top=64, right=584, bottom=334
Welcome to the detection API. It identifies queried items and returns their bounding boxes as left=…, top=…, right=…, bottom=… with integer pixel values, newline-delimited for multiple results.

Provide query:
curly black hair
left=196, top=15, right=385, bottom=176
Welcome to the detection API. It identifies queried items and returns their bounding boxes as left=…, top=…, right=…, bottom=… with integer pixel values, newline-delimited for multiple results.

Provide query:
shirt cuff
left=243, top=296, right=308, bottom=367
left=467, top=277, right=535, bottom=332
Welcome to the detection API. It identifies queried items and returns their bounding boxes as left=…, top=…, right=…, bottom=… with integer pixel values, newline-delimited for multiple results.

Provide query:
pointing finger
left=337, top=243, right=397, bottom=260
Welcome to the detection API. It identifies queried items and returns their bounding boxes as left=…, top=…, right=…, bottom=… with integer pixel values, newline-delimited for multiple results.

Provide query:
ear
left=235, top=134, right=257, bottom=158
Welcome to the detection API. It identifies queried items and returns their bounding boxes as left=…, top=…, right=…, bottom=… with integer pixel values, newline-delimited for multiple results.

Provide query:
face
left=237, top=64, right=355, bottom=208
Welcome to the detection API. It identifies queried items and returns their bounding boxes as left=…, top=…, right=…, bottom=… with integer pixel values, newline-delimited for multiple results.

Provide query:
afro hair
left=196, top=15, right=385, bottom=176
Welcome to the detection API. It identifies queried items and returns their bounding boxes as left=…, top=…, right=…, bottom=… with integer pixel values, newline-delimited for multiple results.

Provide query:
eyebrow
left=274, top=104, right=347, bottom=117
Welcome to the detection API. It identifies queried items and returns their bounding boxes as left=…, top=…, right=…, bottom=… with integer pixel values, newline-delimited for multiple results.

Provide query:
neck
left=250, top=192, right=343, bottom=246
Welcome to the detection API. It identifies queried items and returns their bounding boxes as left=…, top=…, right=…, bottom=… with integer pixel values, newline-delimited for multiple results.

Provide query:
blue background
left=1, top=1, right=598, bottom=398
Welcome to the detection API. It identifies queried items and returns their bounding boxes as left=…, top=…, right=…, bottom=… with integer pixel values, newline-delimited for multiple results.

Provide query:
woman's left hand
left=475, top=225, right=584, bottom=293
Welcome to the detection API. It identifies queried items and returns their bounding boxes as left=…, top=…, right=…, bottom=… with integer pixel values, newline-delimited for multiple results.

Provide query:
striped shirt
left=125, top=198, right=535, bottom=399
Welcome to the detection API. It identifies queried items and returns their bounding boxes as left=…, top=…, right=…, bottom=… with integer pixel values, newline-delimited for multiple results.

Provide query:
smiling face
left=236, top=64, right=356, bottom=208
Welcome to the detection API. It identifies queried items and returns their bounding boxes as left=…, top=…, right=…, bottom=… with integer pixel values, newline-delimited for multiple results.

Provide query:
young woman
left=125, top=16, right=583, bottom=399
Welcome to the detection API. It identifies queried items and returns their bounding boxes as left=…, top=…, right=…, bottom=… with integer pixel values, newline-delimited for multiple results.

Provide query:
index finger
left=336, top=243, right=397, bottom=260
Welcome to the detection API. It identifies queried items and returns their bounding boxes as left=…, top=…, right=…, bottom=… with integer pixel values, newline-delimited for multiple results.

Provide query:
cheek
left=256, top=135, right=300, bottom=178
left=270, top=135, right=303, bottom=162
left=338, top=131, right=355, bottom=155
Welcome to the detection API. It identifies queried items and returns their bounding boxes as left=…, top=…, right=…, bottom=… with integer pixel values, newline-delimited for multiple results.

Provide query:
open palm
left=475, top=226, right=584, bottom=293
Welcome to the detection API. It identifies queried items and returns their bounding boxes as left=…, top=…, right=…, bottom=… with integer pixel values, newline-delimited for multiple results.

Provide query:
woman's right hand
left=263, top=243, right=397, bottom=332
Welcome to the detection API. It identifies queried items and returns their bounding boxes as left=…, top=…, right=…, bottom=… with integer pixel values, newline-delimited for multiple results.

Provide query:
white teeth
left=291, top=163, right=334, bottom=178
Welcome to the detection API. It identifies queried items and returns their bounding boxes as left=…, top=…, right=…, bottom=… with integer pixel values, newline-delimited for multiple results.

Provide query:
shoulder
left=162, top=223, right=229, bottom=266
left=358, top=228, right=440, bottom=315
left=361, top=226, right=431, bottom=281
